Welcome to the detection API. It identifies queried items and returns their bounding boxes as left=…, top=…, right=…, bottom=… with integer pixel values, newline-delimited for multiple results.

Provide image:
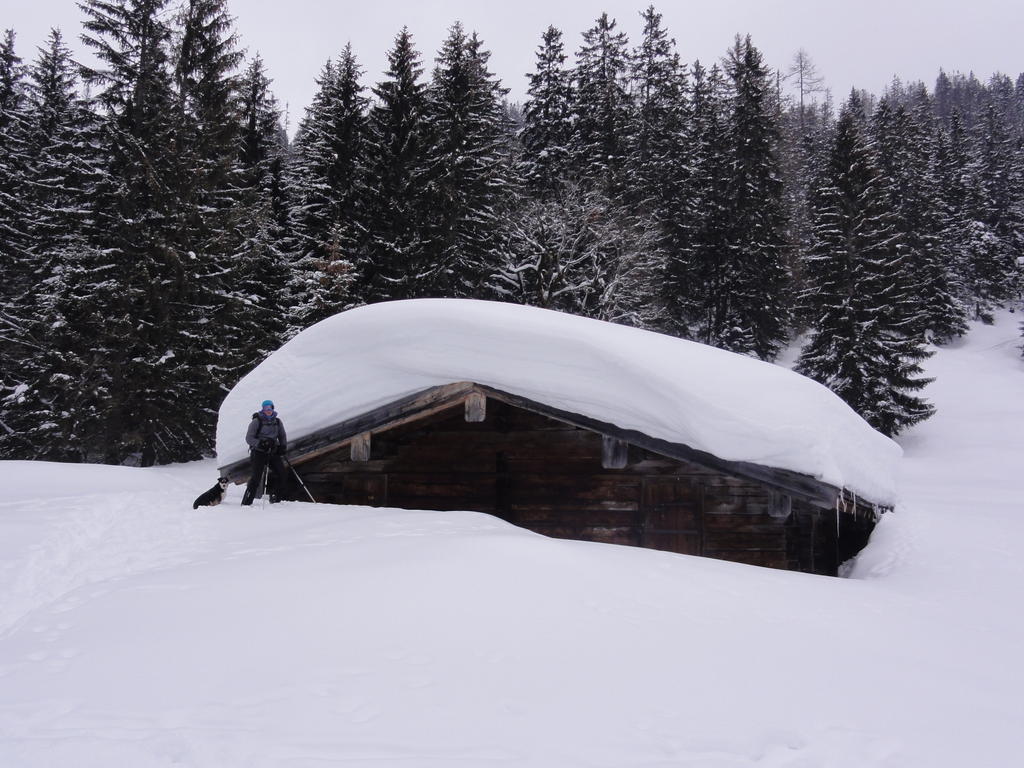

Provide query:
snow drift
left=3, top=311, right=1023, bottom=768
left=217, top=299, right=900, bottom=504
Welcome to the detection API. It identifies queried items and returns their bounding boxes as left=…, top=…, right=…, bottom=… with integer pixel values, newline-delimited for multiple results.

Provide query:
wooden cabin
left=222, top=381, right=884, bottom=576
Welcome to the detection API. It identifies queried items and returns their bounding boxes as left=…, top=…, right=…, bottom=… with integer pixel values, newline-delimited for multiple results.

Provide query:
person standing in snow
left=242, top=400, right=290, bottom=505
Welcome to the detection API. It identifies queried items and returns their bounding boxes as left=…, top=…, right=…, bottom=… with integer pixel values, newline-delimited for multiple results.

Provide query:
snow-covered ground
left=1, top=312, right=1022, bottom=768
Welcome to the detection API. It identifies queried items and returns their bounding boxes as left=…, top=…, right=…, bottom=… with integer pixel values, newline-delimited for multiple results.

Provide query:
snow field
left=0, top=311, right=1022, bottom=767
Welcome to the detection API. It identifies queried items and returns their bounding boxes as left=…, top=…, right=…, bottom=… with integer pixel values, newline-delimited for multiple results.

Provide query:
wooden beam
left=351, top=432, right=371, bottom=462
left=601, top=435, right=629, bottom=469
left=464, top=392, right=487, bottom=422
left=277, top=382, right=476, bottom=469
left=769, top=491, right=793, bottom=519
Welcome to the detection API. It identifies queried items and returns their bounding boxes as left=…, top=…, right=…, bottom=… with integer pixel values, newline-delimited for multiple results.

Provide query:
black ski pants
left=242, top=450, right=289, bottom=505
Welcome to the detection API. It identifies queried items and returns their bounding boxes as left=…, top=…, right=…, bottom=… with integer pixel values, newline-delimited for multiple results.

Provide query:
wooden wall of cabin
left=294, top=399, right=873, bottom=575
left=786, top=499, right=879, bottom=575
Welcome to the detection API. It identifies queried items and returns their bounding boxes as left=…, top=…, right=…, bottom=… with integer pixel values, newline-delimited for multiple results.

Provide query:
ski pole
left=260, top=462, right=270, bottom=508
left=284, top=456, right=317, bottom=503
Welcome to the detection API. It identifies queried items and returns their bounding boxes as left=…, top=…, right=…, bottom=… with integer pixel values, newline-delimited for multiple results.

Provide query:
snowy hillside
left=1, top=312, right=1023, bottom=768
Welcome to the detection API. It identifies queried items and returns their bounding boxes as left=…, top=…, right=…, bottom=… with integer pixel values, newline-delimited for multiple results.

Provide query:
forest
left=1, top=0, right=1022, bottom=465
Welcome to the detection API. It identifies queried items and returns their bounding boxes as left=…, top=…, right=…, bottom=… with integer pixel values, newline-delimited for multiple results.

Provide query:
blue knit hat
left=261, top=400, right=274, bottom=409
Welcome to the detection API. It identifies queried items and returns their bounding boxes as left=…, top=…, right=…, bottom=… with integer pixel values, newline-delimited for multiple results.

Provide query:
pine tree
left=5, top=235, right=124, bottom=462
left=520, top=25, right=574, bottom=195
left=934, top=109, right=977, bottom=307
left=0, top=29, right=36, bottom=451
left=234, top=53, right=290, bottom=347
left=174, top=0, right=243, bottom=192
left=871, top=90, right=967, bottom=343
left=62, top=0, right=210, bottom=464
left=987, top=73, right=1017, bottom=131
left=172, top=0, right=281, bottom=396
left=0, top=30, right=112, bottom=459
left=419, top=25, right=514, bottom=297
left=0, top=29, right=32, bottom=364
left=286, top=44, right=366, bottom=330
left=239, top=54, right=288, bottom=222
left=779, top=52, right=832, bottom=326
left=869, top=97, right=927, bottom=331
left=910, top=92, right=970, bottom=344
left=662, top=61, right=732, bottom=340
left=934, top=70, right=954, bottom=125
left=23, top=30, right=99, bottom=251
left=1014, top=73, right=1024, bottom=138
left=720, top=35, right=792, bottom=360
left=959, top=103, right=1023, bottom=319
left=570, top=13, right=632, bottom=196
left=797, top=94, right=934, bottom=437
left=358, top=28, right=429, bottom=304
left=625, top=5, right=686, bottom=219
left=0, top=29, right=22, bottom=121
left=934, top=72, right=987, bottom=130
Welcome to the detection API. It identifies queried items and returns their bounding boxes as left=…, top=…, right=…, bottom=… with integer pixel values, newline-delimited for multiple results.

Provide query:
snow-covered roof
left=216, top=299, right=901, bottom=505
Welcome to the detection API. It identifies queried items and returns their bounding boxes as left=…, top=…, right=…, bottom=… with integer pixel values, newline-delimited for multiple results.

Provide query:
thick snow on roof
left=216, top=299, right=900, bottom=504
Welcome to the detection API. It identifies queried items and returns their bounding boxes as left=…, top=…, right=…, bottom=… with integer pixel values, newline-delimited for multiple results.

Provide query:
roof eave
left=219, top=381, right=877, bottom=512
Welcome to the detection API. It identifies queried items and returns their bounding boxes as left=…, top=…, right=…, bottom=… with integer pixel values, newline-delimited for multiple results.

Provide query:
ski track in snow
left=0, top=482, right=215, bottom=641
left=0, top=488, right=507, bottom=642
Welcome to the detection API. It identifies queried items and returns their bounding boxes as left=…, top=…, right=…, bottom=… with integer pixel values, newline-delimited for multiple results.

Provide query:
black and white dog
left=193, top=477, right=230, bottom=509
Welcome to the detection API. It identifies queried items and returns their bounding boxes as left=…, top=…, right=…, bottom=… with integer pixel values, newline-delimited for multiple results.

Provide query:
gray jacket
left=246, top=413, right=287, bottom=453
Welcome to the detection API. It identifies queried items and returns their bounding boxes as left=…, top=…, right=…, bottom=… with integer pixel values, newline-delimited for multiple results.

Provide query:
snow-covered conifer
left=871, top=90, right=968, bottom=343
left=934, top=70, right=954, bottom=125
left=625, top=5, right=687, bottom=219
left=570, top=13, right=632, bottom=196
left=520, top=25, right=574, bottom=195
left=797, top=94, right=934, bottom=437
left=0, top=29, right=32, bottom=361
left=173, top=0, right=285, bottom=401
left=286, top=44, right=367, bottom=330
left=661, top=61, right=732, bottom=341
left=233, top=53, right=290, bottom=347
left=61, top=0, right=214, bottom=463
left=0, top=29, right=112, bottom=460
left=720, top=35, right=792, bottom=360
left=958, top=103, right=1023, bottom=319
left=239, top=54, right=289, bottom=221
left=419, top=24, right=514, bottom=297
left=778, top=56, right=833, bottom=327
left=357, top=28, right=429, bottom=304
left=666, top=41, right=793, bottom=359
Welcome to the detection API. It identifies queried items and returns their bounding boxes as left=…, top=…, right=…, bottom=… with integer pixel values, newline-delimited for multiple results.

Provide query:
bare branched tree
left=786, top=48, right=827, bottom=130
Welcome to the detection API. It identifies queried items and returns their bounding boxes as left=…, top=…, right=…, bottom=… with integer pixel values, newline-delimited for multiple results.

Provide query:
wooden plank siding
left=287, top=397, right=876, bottom=575
left=221, top=382, right=863, bottom=513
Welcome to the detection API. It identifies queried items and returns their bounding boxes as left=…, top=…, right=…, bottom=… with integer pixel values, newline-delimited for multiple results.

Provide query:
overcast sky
left=6, top=0, right=1023, bottom=130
